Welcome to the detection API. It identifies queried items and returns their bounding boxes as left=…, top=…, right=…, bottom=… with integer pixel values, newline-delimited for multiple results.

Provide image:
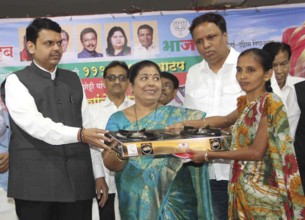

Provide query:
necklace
left=242, top=92, right=267, bottom=120
left=246, top=92, right=265, bottom=106
left=133, top=103, right=159, bottom=131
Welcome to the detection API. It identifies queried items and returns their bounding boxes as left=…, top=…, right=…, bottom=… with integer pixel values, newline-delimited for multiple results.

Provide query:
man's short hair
left=262, top=41, right=292, bottom=62
left=61, top=29, right=69, bottom=41
left=189, top=12, right=227, bottom=36
left=103, top=61, right=129, bottom=79
left=26, top=17, right=61, bottom=44
left=80, top=27, right=97, bottom=42
left=137, top=24, right=153, bottom=35
left=160, top=71, right=179, bottom=89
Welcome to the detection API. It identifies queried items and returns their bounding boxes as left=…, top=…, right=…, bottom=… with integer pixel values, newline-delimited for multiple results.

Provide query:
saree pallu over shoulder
left=106, top=106, right=213, bottom=220
left=188, top=162, right=214, bottom=220
left=229, top=93, right=305, bottom=220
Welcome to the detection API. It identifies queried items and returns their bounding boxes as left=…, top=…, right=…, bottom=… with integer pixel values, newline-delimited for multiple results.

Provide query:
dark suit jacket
left=7, top=63, right=95, bottom=202
left=294, top=81, right=305, bottom=190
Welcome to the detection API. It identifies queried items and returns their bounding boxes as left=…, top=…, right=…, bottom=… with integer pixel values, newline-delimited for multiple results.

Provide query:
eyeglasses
left=162, top=83, right=174, bottom=90
left=105, top=74, right=128, bottom=82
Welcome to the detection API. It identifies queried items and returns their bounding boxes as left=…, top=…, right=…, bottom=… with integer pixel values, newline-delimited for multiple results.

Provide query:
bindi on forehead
left=139, top=73, right=159, bottom=76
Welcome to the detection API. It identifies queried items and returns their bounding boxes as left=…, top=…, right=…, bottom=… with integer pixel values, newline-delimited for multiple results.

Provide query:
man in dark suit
left=4, top=17, right=110, bottom=220
left=294, top=81, right=305, bottom=191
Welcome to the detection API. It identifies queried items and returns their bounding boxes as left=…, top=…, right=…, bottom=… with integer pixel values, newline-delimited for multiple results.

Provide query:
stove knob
left=210, top=138, right=221, bottom=150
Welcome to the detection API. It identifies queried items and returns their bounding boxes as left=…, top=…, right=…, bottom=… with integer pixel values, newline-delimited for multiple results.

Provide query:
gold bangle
left=204, top=151, right=209, bottom=162
left=81, top=128, right=87, bottom=144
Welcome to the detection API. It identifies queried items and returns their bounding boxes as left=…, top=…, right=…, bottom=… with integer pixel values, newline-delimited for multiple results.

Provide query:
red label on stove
left=178, top=142, right=189, bottom=149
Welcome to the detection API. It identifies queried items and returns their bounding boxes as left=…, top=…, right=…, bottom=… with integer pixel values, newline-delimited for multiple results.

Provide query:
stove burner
left=115, top=129, right=158, bottom=141
left=180, top=126, right=222, bottom=137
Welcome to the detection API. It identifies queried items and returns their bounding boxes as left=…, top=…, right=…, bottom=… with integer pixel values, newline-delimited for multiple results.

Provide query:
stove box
left=106, top=126, right=232, bottom=158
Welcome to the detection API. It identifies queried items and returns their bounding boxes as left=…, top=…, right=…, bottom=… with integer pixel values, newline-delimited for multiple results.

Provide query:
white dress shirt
left=89, top=96, right=134, bottom=193
left=271, top=73, right=304, bottom=139
left=184, top=47, right=243, bottom=181
left=133, top=43, right=159, bottom=57
left=5, top=61, right=104, bottom=179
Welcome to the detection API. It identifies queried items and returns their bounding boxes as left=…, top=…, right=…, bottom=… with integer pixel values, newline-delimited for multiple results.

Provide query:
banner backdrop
left=0, top=3, right=305, bottom=104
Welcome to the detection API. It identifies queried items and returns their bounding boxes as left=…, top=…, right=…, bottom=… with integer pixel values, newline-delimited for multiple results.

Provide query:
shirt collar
left=82, top=49, right=98, bottom=56
left=103, top=96, right=113, bottom=106
left=33, top=60, right=57, bottom=80
left=104, top=95, right=131, bottom=107
left=225, top=46, right=239, bottom=65
left=271, top=73, right=294, bottom=91
left=138, top=43, right=156, bottom=50
left=284, top=74, right=293, bottom=88
left=199, top=46, right=238, bottom=71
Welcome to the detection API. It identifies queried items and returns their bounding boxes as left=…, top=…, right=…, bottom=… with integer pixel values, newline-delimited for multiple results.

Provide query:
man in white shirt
left=89, top=61, right=134, bottom=220
left=134, top=24, right=159, bottom=57
left=184, top=13, right=243, bottom=220
left=159, top=71, right=181, bottom=106
left=4, top=17, right=109, bottom=220
left=262, top=42, right=304, bottom=139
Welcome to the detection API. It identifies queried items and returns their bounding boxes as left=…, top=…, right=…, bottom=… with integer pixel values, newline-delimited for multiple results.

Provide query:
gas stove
left=106, top=126, right=231, bottom=158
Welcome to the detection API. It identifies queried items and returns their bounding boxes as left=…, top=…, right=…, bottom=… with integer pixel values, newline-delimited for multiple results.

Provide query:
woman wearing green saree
left=103, top=60, right=213, bottom=220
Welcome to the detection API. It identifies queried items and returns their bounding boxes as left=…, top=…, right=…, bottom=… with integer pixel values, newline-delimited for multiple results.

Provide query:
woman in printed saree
left=173, top=48, right=305, bottom=219
left=103, top=60, right=213, bottom=220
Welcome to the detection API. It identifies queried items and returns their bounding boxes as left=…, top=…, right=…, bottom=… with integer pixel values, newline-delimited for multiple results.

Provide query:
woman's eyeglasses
left=106, top=75, right=128, bottom=82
